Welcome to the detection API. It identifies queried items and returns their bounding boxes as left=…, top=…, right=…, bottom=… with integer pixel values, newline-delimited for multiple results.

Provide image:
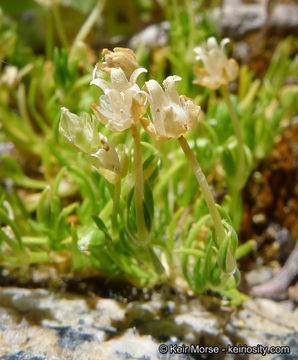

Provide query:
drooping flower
left=90, top=137, right=128, bottom=184
left=142, top=76, right=202, bottom=141
left=96, top=47, right=140, bottom=79
left=59, top=107, right=100, bottom=154
left=193, top=37, right=239, bottom=90
left=90, top=67, right=148, bottom=132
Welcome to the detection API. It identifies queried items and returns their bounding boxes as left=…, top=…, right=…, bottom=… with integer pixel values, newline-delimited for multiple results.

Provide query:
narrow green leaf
left=92, top=215, right=112, bottom=241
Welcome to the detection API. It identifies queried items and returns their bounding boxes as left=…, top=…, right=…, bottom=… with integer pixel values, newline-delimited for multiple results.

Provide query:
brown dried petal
left=97, top=47, right=140, bottom=79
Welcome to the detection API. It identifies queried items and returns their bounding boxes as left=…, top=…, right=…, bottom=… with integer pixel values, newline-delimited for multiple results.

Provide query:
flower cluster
left=89, top=48, right=202, bottom=140
left=60, top=47, right=204, bottom=182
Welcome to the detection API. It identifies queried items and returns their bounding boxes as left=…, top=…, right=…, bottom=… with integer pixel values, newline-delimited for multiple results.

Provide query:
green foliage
left=0, top=0, right=296, bottom=305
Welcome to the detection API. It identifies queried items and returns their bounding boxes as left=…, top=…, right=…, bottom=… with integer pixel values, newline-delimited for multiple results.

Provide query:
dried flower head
left=59, top=107, right=100, bottom=154
left=193, top=37, right=239, bottom=90
left=96, top=47, right=140, bottom=80
left=90, top=137, right=128, bottom=184
left=90, top=66, right=148, bottom=132
left=141, top=76, right=202, bottom=141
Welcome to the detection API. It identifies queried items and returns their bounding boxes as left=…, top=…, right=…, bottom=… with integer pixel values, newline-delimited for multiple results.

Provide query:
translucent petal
left=163, top=76, right=181, bottom=105
left=106, top=89, right=125, bottom=113
left=99, top=94, right=112, bottom=112
left=129, top=67, right=147, bottom=85
left=221, top=38, right=230, bottom=49
left=110, top=68, right=129, bottom=92
left=153, top=108, right=166, bottom=137
left=91, top=103, right=110, bottom=125
left=145, top=80, right=168, bottom=111
left=207, top=37, right=218, bottom=49
left=225, top=59, right=239, bottom=80
left=90, top=78, right=111, bottom=92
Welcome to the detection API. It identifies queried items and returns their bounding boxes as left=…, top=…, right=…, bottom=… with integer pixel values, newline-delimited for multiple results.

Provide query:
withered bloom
left=96, top=47, right=140, bottom=79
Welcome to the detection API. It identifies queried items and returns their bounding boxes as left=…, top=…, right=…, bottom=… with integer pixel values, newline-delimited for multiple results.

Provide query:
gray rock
left=0, top=351, right=45, bottom=360
left=219, top=3, right=298, bottom=39
left=128, top=22, right=170, bottom=50
left=128, top=2, right=298, bottom=54
left=246, top=266, right=274, bottom=287
left=0, top=142, right=13, bottom=155
left=0, top=287, right=297, bottom=359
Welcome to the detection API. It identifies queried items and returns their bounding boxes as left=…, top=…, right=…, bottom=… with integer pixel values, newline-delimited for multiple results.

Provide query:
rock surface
left=129, top=1, right=298, bottom=50
left=0, top=287, right=297, bottom=359
left=219, top=0, right=298, bottom=39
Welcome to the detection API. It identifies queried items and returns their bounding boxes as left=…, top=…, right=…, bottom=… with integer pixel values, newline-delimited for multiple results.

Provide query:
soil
left=240, top=120, right=298, bottom=298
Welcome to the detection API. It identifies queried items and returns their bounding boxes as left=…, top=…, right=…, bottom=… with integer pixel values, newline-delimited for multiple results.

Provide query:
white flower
left=142, top=76, right=202, bottom=140
left=1, top=64, right=33, bottom=88
left=1, top=66, right=18, bottom=87
left=59, top=107, right=100, bottom=154
left=90, top=67, right=148, bottom=132
left=193, top=37, right=239, bottom=90
left=90, top=137, right=128, bottom=184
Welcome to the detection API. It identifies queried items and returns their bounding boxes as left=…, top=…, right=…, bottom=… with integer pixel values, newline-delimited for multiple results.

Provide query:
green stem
left=29, top=252, right=51, bottom=264
left=221, top=84, right=245, bottom=186
left=22, top=236, right=48, bottom=245
left=230, top=187, right=243, bottom=230
left=178, top=136, right=226, bottom=244
left=28, top=78, right=50, bottom=133
left=111, top=181, right=121, bottom=237
left=17, top=84, right=32, bottom=129
left=70, top=0, right=105, bottom=57
left=186, top=0, right=195, bottom=55
left=131, top=124, right=149, bottom=244
left=46, top=10, right=54, bottom=59
left=52, top=3, right=68, bottom=49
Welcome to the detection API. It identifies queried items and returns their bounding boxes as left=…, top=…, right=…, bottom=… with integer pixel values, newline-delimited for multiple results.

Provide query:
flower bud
left=37, top=187, right=52, bottom=225
left=90, top=137, right=128, bottom=184
left=217, top=234, right=237, bottom=274
left=59, top=107, right=100, bottom=154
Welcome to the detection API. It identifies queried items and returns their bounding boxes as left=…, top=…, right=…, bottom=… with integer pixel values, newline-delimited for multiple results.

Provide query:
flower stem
left=186, top=0, right=195, bottom=55
left=46, top=11, right=53, bottom=60
left=178, top=136, right=226, bottom=244
left=52, top=3, right=68, bottom=49
left=131, top=124, right=149, bottom=244
left=111, top=181, right=121, bottom=237
left=221, top=84, right=245, bottom=187
left=131, top=125, right=165, bottom=276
